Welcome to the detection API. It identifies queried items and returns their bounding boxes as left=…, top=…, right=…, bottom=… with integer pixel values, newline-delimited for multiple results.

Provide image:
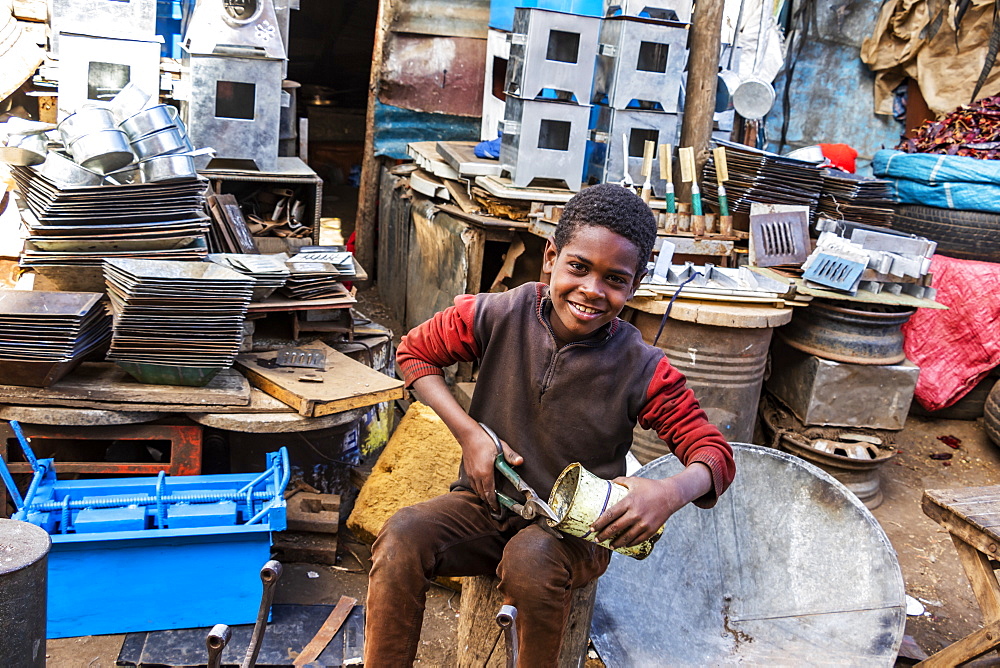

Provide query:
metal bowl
left=138, top=153, right=196, bottom=182
left=67, top=129, right=134, bottom=174
left=130, top=126, right=191, bottom=160
left=119, top=104, right=181, bottom=141
left=37, top=150, right=104, bottom=186
left=0, top=133, right=48, bottom=166
left=56, top=107, right=117, bottom=146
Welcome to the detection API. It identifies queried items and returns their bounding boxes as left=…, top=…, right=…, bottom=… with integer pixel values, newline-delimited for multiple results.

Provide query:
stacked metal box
left=586, top=4, right=691, bottom=194
left=49, top=0, right=161, bottom=116
left=500, top=7, right=600, bottom=191
left=178, top=0, right=292, bottom=171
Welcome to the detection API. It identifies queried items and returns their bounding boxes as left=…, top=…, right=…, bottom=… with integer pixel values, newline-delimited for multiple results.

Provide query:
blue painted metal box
left=2, top=422, right=288, bottom=639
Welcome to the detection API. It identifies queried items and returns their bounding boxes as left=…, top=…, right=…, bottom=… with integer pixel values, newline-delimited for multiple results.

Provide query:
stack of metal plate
left=703, top=139, right=824, bottom=219
left=103, top=258, right=254, bottom=386
left=281, top=250, right=356, bottom=300
left=0, top=290, right=111, bottom=387
left=206, top=253, right=290, bottom=301
left=11, top=165, right=209, bottom=268
left=818, top=169, right=894, bottom=228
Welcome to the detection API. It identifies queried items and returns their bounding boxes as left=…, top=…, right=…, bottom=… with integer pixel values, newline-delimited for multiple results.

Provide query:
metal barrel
left=0, top=518, right=51, bottom=668
left=630, top=311, right=773, bottom=455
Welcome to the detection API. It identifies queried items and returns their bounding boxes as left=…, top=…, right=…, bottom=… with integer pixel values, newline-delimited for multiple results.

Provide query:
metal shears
left=478, top=423, right=559, bottom=523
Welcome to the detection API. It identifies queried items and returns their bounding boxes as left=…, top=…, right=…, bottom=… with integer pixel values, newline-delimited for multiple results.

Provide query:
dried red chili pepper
left=937, top=435, right=962, bottom=449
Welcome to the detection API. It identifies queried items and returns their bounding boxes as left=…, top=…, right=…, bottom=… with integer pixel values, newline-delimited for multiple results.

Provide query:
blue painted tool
left=1, top=420, right=289, bottom=638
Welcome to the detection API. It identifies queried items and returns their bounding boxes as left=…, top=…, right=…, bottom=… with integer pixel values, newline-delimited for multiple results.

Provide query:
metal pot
left=103, top=164, right=141, bottom=185
left=68, top=129, right=134, bottom=174
left=0, top=133, right=48, bottom=166
left=139, top=153, right=196, bottom=182
left=130, top=126, right=192, bottom=160
left=56, top=106, right=116, bottom=146
left=37, top=150, right=104, bottom=186
left=119, top=104, right=181, bottom=141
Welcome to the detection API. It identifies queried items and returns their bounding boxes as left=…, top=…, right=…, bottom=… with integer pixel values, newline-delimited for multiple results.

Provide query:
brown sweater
left=398, top=282, right=735, bottom=507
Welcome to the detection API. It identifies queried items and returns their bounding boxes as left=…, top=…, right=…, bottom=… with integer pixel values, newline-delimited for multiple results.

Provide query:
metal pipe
left=9, top=421, right=39, bottom=472
left=241, top=560, right=282, bottom=668
left=0, top=447, right=24, bottom=510
left=206, top=624, right=232, bottom=668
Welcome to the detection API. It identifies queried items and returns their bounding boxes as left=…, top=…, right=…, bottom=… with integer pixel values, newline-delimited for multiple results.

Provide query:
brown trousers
left=364, top=490, right=611, bottom=666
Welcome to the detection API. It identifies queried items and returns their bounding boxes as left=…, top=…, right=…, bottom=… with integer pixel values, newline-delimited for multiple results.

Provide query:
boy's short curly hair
left=554, top=183, right=656, bottom=274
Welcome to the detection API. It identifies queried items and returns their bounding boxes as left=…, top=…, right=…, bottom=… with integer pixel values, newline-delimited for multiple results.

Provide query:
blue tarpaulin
left=873, top=149, right=1000, bottom=213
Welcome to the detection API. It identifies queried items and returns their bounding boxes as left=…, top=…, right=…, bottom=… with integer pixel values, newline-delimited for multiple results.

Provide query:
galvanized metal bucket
left=547, top=462, right=662, bottom=560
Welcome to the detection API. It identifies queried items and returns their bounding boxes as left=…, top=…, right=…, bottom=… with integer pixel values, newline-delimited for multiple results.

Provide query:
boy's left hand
left=590, top=462, right=712, bottom=548
left=589, top=477, right=685, bottom=548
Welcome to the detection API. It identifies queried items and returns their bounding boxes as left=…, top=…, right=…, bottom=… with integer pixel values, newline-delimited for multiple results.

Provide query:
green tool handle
left=494, top=452, right=521, bottom=487
left=717, top=184, right=729, bottom=216
left=691, top=182, right=703, bottom=216
left=496, top=490, right=519, bottom=512
left=665, top=183, right=676, bottom=214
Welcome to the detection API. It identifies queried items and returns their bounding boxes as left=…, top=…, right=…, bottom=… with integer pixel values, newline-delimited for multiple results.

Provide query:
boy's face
left=542, top=225, right=644, bottom=344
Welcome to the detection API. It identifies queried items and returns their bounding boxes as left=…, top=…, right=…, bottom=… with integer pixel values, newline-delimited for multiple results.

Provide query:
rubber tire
left=911, top=373, right=996, bottom=420
left=893, top=204, right=1000, bottom=262
left=984, top=379, right=1000, bottom=447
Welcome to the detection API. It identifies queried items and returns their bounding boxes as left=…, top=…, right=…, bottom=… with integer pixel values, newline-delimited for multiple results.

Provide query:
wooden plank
left=436, top=202, right=530, bottom=230
left=293, top=595, right=358, bottom=666
left=626, top=298, right=794, bottom=328
left=0, top=363, right=251, bottom=406
left=436, top=140, right=503, bottom=177
left=915, top=617, right=1000, bottom=667
left=474, top=175, right=575, bottom=203
left=923, top=493, right=1000, bottom=554
left=444, top=179, right=480, bottom=214
left=951, top=535, right=1000, bottom=623
left=750, top=267, right=947, bottom=310
left=236, top=342, right=403, bottom=418
left=377, top=164, right=411, bottom=325
left=0, top=388, right=295, bottom=414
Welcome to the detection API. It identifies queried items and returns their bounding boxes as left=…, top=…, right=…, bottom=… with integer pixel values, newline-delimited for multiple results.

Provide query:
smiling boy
left=365, top=183, right=735, bottom=665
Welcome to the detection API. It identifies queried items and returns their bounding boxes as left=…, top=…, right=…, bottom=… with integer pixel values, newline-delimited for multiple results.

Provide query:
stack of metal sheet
left=103, top=258, right=254, bottom=386
left=12, top=165, right=209, bottom=268
left=817, top=169, right=894, bottom=228
left=207, top=253, right=289, bottom=301
left=281, top=250, right=355, bottom=300
left=702, top=139, right=824, bottom=219
left=0, top=290, right=111, bottom=386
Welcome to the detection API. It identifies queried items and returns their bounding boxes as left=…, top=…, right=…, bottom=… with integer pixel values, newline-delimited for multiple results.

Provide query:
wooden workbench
left=920, top=487, right=1000, bottom=666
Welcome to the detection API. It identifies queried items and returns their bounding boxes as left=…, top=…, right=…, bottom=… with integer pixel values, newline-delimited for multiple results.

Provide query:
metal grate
left=802, top=253, right=866, bottom=292
left=749, top=211, right=810, bottom=267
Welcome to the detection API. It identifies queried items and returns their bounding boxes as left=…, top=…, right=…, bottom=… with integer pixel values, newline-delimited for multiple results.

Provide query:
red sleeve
left=396, top=294, right=480, bottom=387
left=637, top=357, right=736, bottom=508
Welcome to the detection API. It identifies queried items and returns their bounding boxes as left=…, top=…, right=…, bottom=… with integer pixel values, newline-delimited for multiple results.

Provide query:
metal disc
left=591, top=443, right=905, bottom=666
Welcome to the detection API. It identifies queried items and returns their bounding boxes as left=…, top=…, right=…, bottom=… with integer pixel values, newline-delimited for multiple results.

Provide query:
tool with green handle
left=479, top=422, right=559, bottom=523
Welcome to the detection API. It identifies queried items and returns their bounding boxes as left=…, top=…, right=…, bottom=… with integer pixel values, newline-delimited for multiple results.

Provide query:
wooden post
left=355, top=0, right=392, bottom=286
left=456, top=575, right=597, bottom=667
left=677, top=0, right=726, bottom=201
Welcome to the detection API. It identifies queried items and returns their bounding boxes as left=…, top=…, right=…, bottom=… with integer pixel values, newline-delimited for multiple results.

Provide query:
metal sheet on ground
left=591, top=443, right=905, bottom=666
left=117, top=603, right=364, bottom=667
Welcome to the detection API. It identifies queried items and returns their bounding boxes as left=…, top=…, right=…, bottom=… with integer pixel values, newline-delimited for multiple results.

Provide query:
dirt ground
left=40, top=286, right=1000, bottom=666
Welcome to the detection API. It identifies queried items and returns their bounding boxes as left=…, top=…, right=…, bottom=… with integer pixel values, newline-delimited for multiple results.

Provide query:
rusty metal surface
left=379, top=34, right=486, bottom=117
left=592, top=444, right=906, bottom=666
left=777, top=299, right=915, bottom=365
left=0, top=423, right=203, bottom=477
left=391, top=0, right=490, bottom=39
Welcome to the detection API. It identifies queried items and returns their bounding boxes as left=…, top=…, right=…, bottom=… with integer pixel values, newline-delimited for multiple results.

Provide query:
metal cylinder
left=0, top=518, right=50, bottom=667
left=630, top=311, right=773, bottom=448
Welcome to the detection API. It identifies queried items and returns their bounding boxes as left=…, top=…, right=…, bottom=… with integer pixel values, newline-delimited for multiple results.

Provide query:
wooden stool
left=456, top=574, right=597, bottom=667
left=920, top=486, right=1000, bottom=666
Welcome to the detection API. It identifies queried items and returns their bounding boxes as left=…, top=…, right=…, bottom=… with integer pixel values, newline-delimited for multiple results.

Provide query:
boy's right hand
left=460, top=424, right=523, bottom=513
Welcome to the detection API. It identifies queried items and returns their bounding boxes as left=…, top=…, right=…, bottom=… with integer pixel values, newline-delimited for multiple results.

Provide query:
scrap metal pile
left=897, top=95, right=1000, bottom=159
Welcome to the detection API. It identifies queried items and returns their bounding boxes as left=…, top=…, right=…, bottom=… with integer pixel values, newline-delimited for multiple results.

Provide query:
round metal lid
left=591, top=443, right=905, bottom=666
left=0, top=519, right=50, bottom=576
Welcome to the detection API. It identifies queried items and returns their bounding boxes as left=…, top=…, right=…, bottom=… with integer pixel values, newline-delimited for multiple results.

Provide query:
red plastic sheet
left=903, top=255, right=1000, bottom=410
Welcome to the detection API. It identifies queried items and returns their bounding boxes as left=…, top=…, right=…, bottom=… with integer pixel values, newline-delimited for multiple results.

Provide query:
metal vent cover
left=749, top=210, right=810, bottom=267
left=802, top=252, right=866, bottom=292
